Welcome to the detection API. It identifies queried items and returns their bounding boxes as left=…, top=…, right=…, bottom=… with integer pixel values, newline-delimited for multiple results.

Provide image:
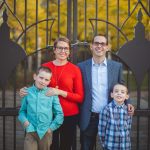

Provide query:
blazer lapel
left=107, top=60, right=114, bottom=92
left=85, top=59, right=92, bottom=91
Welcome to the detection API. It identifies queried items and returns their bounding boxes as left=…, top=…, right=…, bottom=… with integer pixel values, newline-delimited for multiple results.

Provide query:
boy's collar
left=112, top=100, right=126, bottom=109
left=32, top=84, right=47, bottom=92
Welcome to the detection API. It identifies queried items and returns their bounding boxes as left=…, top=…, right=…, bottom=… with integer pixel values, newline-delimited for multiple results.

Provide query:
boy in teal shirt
left=18, top=66, right=63, bottom=150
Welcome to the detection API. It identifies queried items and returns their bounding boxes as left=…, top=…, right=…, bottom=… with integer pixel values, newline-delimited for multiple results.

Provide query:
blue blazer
left=78, top=58, right=124, bottom=131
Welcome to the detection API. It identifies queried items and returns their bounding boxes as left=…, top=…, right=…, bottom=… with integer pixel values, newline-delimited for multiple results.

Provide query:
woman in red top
left=20, top=37, right=84, bottom=150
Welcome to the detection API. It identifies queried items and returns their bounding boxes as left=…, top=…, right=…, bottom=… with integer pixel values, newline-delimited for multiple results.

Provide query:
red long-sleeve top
left=42, top=61, right=84, bottom=116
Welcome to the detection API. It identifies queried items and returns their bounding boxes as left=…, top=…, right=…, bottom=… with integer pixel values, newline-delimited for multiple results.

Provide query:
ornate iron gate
left=0, top=0, right=150, bottom=150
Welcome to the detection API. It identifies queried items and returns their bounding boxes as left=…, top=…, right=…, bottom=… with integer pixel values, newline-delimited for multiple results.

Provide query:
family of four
left=18, top=35, right=134, bottom=150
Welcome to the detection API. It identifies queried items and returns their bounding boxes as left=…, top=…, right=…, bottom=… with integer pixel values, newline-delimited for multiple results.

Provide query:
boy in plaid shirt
left=98, top=83, right=132, bottom=150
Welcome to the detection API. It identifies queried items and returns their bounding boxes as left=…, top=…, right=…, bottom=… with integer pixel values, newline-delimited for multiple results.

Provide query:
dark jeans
left=80, top=113, right=99, bottom=150
left=51, top=115, right=78, bottom=150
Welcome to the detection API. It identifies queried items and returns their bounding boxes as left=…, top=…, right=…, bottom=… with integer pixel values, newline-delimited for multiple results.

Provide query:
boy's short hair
left=36, top=66, right=52, bottom=75
left=113, top=83, right=128, bottom=94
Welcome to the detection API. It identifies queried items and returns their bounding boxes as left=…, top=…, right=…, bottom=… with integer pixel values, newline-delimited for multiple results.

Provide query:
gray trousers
left=24, top=132, right=52, bottom=150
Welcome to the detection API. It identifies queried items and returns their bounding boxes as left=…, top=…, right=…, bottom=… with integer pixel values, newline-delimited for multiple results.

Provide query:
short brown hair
left=53, top=37, right=71, bottom=50
left=92, top=34, right=108, bottom=45
left=36, top=66, right=52, bottom=75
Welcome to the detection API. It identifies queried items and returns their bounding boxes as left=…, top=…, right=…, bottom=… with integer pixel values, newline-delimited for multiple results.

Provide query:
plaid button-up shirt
left=98, top=100, right=132, bottom=150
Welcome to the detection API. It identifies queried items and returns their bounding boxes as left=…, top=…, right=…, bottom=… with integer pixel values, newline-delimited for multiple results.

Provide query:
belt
left=91, top=112, right=99, bottom=117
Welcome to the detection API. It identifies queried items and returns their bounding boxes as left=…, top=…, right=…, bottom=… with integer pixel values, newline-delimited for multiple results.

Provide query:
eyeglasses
left=56, top=46, right=70, bottom=52
left=93, top=42, right=107, bottom=47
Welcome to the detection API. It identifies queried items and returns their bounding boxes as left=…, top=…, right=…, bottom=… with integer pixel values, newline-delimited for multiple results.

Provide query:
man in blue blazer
left=78, top=35, right=134, bottom=150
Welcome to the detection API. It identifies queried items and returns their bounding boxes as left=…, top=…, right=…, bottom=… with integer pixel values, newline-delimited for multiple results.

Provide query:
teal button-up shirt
left=18, top=85, right=64, bottom=139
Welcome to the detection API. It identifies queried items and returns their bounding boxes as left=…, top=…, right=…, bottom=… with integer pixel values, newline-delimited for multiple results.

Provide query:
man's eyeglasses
left=93, top=42, right=107, bottom=47
left=56, top=46, right=70, bottom=52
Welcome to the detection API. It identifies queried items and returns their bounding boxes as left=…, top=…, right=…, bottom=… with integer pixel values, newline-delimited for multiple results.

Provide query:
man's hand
left=127, top=104, right=135, bottom=116
left=19, top=87, right=28, bottom=97
left=23, top=121, right=30, bottom=128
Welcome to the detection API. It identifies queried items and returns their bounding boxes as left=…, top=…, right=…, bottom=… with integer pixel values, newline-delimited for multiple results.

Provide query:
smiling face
left=90, top=35, right=108, bottom=60
left=54, top=41, right=70, bottom=61
left=111, top=84, right=129, bottom=105
left=33, top=70, right=52, bottom=90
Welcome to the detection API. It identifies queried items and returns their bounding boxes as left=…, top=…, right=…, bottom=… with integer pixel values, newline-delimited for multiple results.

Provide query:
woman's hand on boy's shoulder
left=46, top=88, right=60, bottom=96
left=46, top=87, right=67, bottom=98
left=19, top=87, right=28, bottom=97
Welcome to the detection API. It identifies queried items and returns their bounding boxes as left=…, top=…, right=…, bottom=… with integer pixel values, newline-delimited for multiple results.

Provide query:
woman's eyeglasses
left=56, top=46, right=70, bottom=52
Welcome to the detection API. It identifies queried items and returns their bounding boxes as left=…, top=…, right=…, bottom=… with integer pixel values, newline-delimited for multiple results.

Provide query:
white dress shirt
left=91, top=58, right=108, bottom=113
